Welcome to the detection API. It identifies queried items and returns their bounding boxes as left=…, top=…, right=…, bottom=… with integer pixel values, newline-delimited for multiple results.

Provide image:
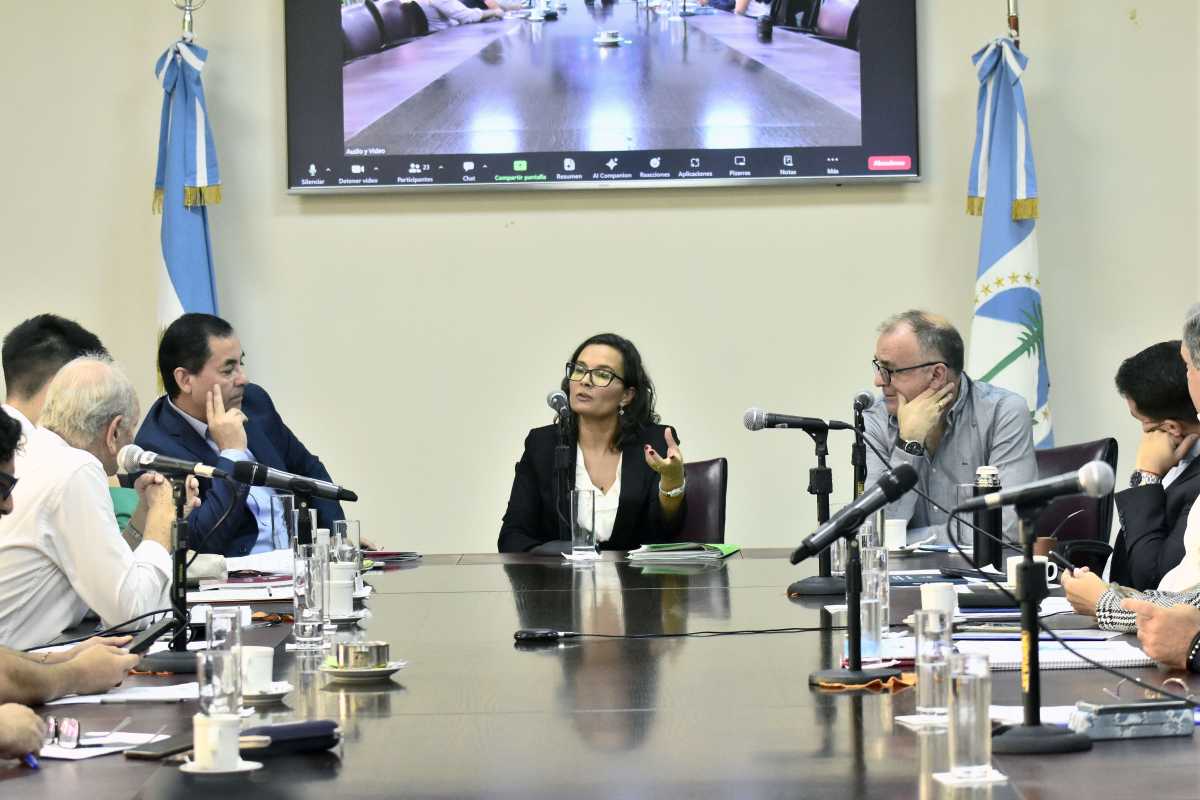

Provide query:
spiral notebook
left=954, top=640, right=1153, bottom=671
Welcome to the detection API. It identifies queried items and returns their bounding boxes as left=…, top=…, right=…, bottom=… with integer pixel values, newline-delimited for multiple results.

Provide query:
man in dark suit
left=135, top=314, right=345, bottom=557
left=1109, top=340, right=1200, bottom=590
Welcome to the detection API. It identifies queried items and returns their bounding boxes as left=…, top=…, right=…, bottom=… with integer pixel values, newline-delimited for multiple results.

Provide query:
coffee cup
left=329, top=562, right=358, bottom=616
left=193, top=712, right=241, bottom=771
left=1006, top=555, right=1057, bottom=587
left=884, top=519, right=907, bottom=551
left=238, top=646, right=274, bottom=695
left=919, top=582, right=957, bottom=618
left=1033, top=536, right=1057, bottom=557
left=600, top=30, right=620, bottom=41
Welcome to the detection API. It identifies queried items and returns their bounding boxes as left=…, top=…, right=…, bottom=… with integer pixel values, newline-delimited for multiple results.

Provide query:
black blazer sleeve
left=498, top=430, right=556, bottom=553
left=1113, top=469, right=1200, bottom=590
left=257, top=390, right=346, bottom=529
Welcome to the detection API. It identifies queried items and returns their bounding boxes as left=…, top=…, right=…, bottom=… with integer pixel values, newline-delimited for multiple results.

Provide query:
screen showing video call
left=285, top=0, right=917, bottom=192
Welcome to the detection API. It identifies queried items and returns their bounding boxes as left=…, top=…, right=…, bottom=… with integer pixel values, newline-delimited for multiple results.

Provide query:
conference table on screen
left=342, top=2, right=863, bottom=152
left=4, top=549, right=1198, bottom=799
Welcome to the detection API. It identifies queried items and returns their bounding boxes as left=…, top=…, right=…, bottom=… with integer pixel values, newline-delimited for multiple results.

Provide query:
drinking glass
left=857, top=570, right=885, bottom=664
left=293, top=544, right=326, bottom=650
left=270, top=493, right=295, bottom=550
left=860, top=545, right=889, bottom=630
left=571, top=489, right=599, bottom=559
left=948, top=652, right=992, bottom=779
left=914, top=609, right=952, bottom=718
left=196, top=650, right=242, bottom=715
left=206, top=607, right=241, bottom=652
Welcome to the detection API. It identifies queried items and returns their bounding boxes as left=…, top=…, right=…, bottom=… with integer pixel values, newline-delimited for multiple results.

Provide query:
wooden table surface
left=4, top=550, right=1197, bottom=799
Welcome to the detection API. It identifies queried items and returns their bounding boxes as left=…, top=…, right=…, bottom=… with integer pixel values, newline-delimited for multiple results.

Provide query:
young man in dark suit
left=1109, top=340, right=1200, bottom=590
left=134, top=314, right=346, bottom=557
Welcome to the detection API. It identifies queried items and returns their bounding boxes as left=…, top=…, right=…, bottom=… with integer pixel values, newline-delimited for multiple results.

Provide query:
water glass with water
left=197, top=649, right=242, bottom=715
left=333, top=519, right=362, bottom=570
left=571, top=489, right=599, bottom=559
left=860, top=545, right=889, bottom=630
left=948, top=652, right=992, bottom=779
left=293, top=544, right=325, bottom=650
left=856, top=570, right=885, bottom=663
left=914, top=609, right=952, bottom=717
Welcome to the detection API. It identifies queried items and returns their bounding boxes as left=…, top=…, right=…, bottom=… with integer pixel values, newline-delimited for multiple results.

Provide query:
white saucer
left=902, top=612, right=967, bottom=626
left=320, top=660, right=407, bottom=683
left=242, top=681, right=293, bottom=705
left=593, top=36, right=624, bottom=46
left=180, top=758, right=263, bottom=775
left=329, top=609, right=370, bottom=624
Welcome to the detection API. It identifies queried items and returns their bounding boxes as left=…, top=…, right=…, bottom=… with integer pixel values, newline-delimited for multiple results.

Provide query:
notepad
left=955, top=639, right=1153, bottom=671
left=627, top=543, right=740, bottom=561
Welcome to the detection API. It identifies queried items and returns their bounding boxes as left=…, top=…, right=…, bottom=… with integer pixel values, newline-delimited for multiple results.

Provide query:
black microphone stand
left=808, top=532, right=901, bottom=689
left=788, top=428, right=845, bottom=596
left=295, top=490, right=316, bottom=546
left=991, top=501, right=1092, bottom=754
left=140, top=476, right=198, bottom=673
left=554, top=414, right=572, bottom=540
left=852, top=406, right=868, bottom=499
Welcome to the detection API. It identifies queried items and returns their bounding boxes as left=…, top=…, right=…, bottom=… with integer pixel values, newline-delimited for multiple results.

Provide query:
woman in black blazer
left=498, top=333, right=687, bottom=553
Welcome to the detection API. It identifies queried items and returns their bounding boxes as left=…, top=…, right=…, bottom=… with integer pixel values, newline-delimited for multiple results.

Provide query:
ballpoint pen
left=21, top=753, right=39, bottom=769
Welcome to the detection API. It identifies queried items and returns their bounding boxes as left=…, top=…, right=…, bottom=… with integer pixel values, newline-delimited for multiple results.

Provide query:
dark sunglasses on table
left=871, top=358, right=944, bottom=386
left=565, top=362, right=625, bottom=388
left=0, top=470, right=16, bottom=501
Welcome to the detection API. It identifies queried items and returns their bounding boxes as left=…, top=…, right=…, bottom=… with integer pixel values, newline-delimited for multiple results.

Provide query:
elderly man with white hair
left=0, top=355, right=195, bottom=650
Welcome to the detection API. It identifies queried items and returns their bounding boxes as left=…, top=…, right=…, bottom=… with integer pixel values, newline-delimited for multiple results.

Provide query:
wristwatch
left=896, top=436, right=925, bottom=457
left=1129, top=470, right=1162, bottom=488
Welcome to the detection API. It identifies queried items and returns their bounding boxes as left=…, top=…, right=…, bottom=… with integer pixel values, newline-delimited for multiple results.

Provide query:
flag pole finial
left=1007, top=0, right=1020, bottom=49
left=172, top=0, right=207, bottom=40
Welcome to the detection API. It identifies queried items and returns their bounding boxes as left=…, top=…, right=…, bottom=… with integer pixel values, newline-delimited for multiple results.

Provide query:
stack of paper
left=627, top=543, right=740, bottom=562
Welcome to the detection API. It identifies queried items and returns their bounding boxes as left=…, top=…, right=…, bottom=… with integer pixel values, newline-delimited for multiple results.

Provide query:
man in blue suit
left=135, top=314, right=345, bottom=557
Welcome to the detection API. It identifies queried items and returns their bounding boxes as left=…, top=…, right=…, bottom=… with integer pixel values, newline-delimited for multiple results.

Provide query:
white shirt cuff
left=219, top=448, right=252, bottom=462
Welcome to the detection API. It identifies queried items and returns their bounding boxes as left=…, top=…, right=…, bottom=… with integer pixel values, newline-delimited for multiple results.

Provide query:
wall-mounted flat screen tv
left=285, top=0, right=917, bottom=192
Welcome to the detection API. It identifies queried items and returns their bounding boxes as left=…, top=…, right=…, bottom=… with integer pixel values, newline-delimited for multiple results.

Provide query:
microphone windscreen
left=853, top=391, right=875, bottom=411
left=1078, top=461, right=1115, bottom=497
left=117, top=444, right=144, bottom=475
left=880, top=463, right=919, bottom=500
left=743, top=407, right=766, bottom=431
left=546, top=390, right=569, bottom=416
left=231, top=460, right=264, bottom=486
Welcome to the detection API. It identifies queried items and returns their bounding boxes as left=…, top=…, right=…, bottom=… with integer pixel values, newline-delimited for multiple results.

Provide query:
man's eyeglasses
left=565, top=362, right=624, bottom=388
left=872, top=358, right=944, bottom=386
left=0, top=471, right=16, bottom=502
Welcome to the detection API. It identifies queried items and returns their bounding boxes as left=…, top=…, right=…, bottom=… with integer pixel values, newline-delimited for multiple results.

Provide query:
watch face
left=903, top=441, right=924, bottom=456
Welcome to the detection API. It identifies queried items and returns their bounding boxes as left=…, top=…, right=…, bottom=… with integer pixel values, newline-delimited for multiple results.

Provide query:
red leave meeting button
left=867, top=155, right=912, bottom=171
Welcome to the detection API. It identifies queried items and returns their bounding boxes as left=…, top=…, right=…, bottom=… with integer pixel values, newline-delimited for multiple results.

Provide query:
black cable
left=25, top=607, right=180, bottom=652
left=568, top=625, right=846, bottom=639
left=861, top=431, right=1199, bottom=706
left=186, top=482, right=250, bottom=568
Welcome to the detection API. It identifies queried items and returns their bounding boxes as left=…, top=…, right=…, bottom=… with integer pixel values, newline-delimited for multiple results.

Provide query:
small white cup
left=920, top=582, right=958, bottom=619
left=1006, top=555, right=1058, bottom=588
left=238, top=645, right=274, bottom=695
left=884, top=519, right=908, bottom=551
left=193, top=712, right=241, bottom=771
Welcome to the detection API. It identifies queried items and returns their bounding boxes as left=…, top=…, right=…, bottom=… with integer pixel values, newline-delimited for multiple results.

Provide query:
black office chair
left=675, top=458, right=728, bottom=544
left=369, top=0, right=427, bottom=46
left=1033, top=437, right=1118, bottom=573
left=342, top=2, right=384, bottom=62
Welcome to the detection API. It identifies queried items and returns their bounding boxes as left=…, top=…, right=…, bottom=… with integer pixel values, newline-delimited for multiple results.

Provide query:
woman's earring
left=619, top=406, right=625, bottom=416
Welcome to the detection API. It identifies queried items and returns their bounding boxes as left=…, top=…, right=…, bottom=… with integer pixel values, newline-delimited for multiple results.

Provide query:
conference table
left=4, top=549, right=1199, bottom=798
left=342, top=1, right=863, bottom=153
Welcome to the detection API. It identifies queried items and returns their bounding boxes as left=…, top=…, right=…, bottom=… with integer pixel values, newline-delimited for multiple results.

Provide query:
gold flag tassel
left=966, top=196, right=984, bottom=216
left=1011, top=197, right=1038, bottom=220
left=152, top=187, right=164, bottom=214
left=183, top=184, right=223, bottom=207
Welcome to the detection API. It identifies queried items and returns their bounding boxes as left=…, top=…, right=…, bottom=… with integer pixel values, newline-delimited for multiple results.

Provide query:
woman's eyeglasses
left=565, top=362, right=624, bottom=388
left=0, top=470, right=16, bottom=502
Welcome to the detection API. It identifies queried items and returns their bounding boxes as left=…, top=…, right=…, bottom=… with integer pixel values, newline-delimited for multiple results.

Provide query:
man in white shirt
left=0, top=356, right=195, bottom=650
left=0, top=408, right=144, bottom=759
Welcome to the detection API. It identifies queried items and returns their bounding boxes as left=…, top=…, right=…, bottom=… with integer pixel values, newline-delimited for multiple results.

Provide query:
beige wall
left=0, top=2, right=1196, bottom=554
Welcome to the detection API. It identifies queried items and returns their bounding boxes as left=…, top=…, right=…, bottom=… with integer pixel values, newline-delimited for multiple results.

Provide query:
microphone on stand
left=548, top=390, right=572, bottom=539
left=547, top=390, right=571, bottom=420
left=118, top=445, right=229, bottom=481
left=951, top=461, right=1114, bottom=513
left=850, top=391, right=874, bottom=498
left=743, top=408, right=853, bottom=433
left=230, top=461, right=358, bottom=503
left=790, top=464, right=918, bottom=564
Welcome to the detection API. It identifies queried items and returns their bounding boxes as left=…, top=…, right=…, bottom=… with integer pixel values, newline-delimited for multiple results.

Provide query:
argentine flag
left=965, top=39, right=1052, bottom=448
left=153, top=38, right=220, bottom=326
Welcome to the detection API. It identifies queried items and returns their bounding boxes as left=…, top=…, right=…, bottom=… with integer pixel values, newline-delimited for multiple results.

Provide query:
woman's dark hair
left=0, top=409, right=21, bottom=464
left=561, top=333, right=659, bottom=449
